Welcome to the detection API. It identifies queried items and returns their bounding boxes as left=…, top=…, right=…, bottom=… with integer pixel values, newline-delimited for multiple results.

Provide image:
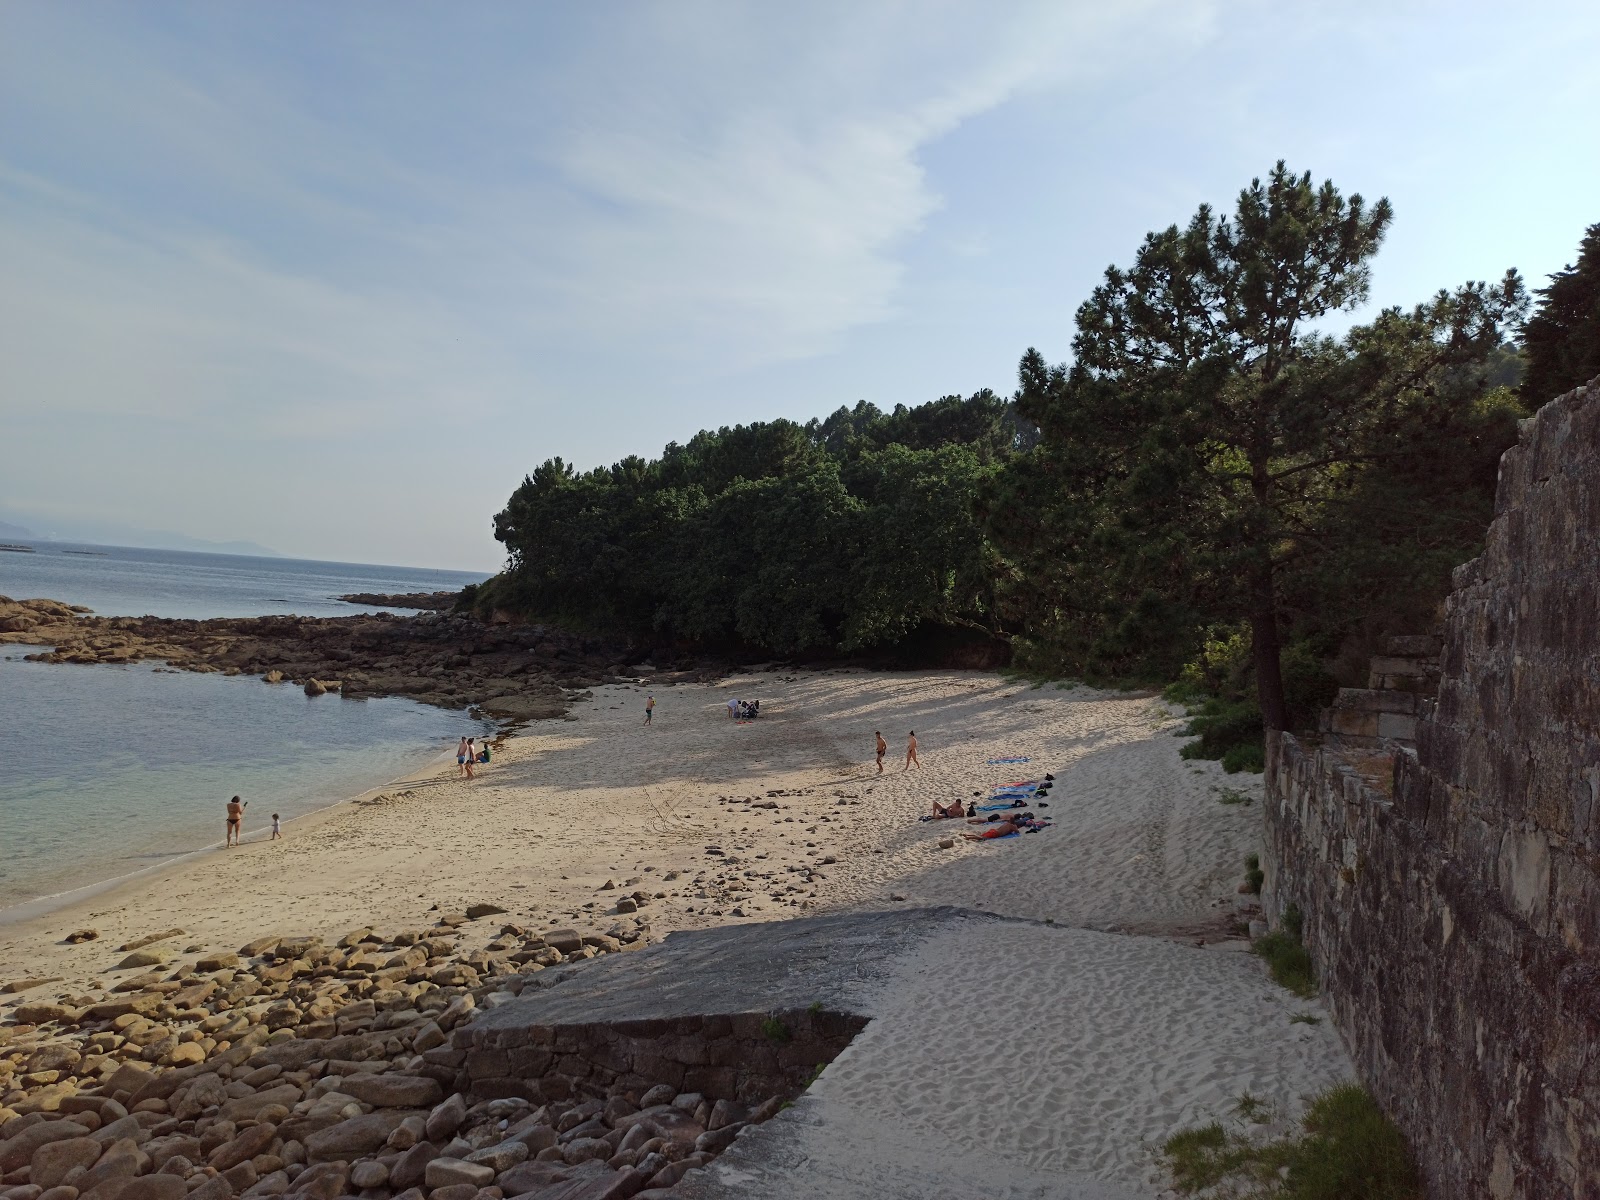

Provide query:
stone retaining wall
left=446, top=1008, right=867, bottom=1107
left=1263, top=376, right=1600, bottom=1199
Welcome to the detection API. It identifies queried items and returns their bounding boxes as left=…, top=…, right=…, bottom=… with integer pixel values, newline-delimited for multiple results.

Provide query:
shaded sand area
left=1, top=670, right=1352, bottom=1196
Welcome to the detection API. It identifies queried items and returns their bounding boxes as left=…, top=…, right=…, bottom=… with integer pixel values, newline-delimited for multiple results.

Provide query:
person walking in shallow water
left=225, top=795, right=247, bottom=846
left=904, top=731, right=920, bottom=771
left=875, top=731, right=888, bottom=774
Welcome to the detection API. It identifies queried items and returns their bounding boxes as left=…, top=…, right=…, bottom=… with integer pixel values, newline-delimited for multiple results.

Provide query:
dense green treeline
left=485, top=392, right=1028, bottom=654
left=486, top=166, right=1596, bottom=758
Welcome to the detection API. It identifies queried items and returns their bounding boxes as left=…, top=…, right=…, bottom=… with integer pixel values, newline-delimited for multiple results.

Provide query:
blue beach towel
left=986, top=756, right=1030, bottom=764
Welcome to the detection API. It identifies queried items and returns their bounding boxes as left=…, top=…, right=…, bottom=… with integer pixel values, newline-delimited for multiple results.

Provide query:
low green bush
left=1162, top=1083, right=1421, bottom=1198
left=1253, top=904, right=1315, bottom=998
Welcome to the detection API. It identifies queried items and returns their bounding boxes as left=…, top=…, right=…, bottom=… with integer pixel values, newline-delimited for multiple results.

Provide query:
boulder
left=464, top=904, right=506, bottom=920
left=75, top=1139, right=148, bottom=1200
left=695, top=1124, right=743, bottom=1154
left=706, top=1099, right=749, bottom=1131
left=14, top=1002, right=77, bottom=1026
left=183, top=1176, right=232, bottom=1200
left=303, top=1112, right=412, bottom=1163
left=409, top=1023, right=445, bottom=1054
left=116, top=930, right=183, bottom=953
left=335, top=1076, right=440, bottom=1110
left=240, top=1171, right=288, bottom=1198
left=108, top=1178, right=186, bottom=1200
left=386, top=1142, right=437, bottom=1190
left=493, top=1161, right=570, bottom=1195
left=30, top=1138, right=102, bottom=1189
left=207, top=1122, right=277, bottom=1172
left=219, top=1086, right=301, bottom=1124
left=347, top=1161, right=387, bottom=1190
left=113, top=950, right=169, bottom=972
left=283, top=1161, right=346, bottom=1200
left=423, top=1159, right=494, bottom=1189
left=463, top=1141, right=527, bottom=1172
left=560, top=1138, right=610, bottom=1166
left=1, top=1121, right=93, bottom=1173
left=541, top=930, right=583, bottom=955
left=424, top=1094, right=466, bottom=1142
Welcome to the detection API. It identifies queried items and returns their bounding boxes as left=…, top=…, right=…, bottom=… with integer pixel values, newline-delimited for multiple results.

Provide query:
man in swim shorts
left=226, top=795, right=247, bottom=847
left=875, top=731, right=887, bottom=773
left=644, top=695, right=655, bottom=725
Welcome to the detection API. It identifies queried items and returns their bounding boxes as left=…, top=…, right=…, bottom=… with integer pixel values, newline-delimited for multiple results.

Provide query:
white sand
left=0, top=669, right=1352, bottom=1196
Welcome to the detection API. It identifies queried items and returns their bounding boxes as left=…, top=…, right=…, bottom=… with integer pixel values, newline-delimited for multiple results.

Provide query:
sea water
left=0, top=540, right=486, bottom=620
left=0, top=544, right=497, bottom=915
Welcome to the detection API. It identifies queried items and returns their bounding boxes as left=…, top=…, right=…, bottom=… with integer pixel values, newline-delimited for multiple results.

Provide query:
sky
left=2, top=1, right=1597, bottom=572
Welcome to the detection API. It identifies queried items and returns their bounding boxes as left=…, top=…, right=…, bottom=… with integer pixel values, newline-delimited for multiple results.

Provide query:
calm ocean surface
left=0, top=543, right=496, bottom=915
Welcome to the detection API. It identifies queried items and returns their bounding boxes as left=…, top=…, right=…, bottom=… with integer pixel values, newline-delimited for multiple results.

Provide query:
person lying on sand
left=964, top=819, right=1020, bottom=840
left=928, top=799, right=965, bottom=819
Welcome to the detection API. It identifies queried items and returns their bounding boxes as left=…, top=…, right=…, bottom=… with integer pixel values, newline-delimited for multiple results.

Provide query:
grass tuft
left=1244, top=853, right=1264, bottom=895
left=1290, top=1013, right=1322, bottom=1026
left=761, top=1016, right=792, bottom=1044
left=1162, top=1084, right=1421, bottom=1199
left=1252, top=904, right=1316, bottom=998
left=1217, top=786, right=1254, bottom=805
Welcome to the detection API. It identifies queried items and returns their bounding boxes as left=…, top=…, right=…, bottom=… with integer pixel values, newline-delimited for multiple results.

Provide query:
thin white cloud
left=0, top=1, right=1212, bottom=565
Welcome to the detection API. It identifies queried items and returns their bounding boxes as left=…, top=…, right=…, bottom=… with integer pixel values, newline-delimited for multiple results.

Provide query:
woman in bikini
left=226, top=795, right=247, bottom=847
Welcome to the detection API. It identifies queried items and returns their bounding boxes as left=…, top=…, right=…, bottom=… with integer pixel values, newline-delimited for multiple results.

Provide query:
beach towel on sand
left=986, top=756, right=1030, bottom=764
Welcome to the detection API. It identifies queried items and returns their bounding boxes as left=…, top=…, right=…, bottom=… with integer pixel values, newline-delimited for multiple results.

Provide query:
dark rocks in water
left=0, top=597, right=635, bottom=722
left=339, top=590, right=461, bottom=610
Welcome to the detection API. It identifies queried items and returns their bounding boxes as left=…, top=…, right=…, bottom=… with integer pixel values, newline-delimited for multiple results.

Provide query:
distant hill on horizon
left=0, top=511, right=281, bottom=558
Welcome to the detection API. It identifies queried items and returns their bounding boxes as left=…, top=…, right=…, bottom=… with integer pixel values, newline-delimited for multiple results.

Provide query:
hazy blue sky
left=3, top=2, right=1597, bottom=571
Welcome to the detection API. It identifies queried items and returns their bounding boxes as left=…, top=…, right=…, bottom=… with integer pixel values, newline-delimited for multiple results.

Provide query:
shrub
left=1253, top=906, right=1315, bottom=998
left=1244, top=854, right=1264, bottom=895
left=1161, top=1083, right=1421, bottom=1199
left=761, top=1016, right=792, bottom=1044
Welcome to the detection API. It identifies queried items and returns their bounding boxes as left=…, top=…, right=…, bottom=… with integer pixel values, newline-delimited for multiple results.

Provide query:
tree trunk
left=1249, top=558, right=1289, bottom=732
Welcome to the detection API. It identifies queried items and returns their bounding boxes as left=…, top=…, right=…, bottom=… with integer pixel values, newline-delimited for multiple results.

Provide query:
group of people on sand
left=456, top=735, right=490, bottom=778
left=726, top=696, right=760, bottom=720
left=875, top=729, right=919, bottom=773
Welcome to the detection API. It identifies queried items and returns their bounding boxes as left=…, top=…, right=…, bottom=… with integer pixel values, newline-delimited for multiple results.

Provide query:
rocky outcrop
left=0, top=600, right=670, bottom=720
left=1263, top=376, right=1600, bottom=1199
left=0, top=910, right=842, bottom=1200
left=337, top=593, right=461, bottom=612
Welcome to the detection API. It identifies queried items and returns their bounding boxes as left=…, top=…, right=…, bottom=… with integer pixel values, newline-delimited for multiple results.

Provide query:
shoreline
left=0, top=669, right=1351, bottom=1195
left=0, top=740, right=467, bottom=929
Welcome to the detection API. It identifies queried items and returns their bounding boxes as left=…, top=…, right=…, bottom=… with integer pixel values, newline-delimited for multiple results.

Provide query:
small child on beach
left=271, top=813, right=281, bottom=840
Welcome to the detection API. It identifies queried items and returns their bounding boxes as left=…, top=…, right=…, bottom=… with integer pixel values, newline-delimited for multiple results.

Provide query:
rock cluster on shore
left=1, top=912, right=782, bottom=1200
left=0, top=598, right=681, bottom=721
left=333, top=596, right=460, bottom=614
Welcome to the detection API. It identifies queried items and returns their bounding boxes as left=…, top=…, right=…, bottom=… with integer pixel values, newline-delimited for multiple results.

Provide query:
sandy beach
left=1, top=669, right=1352, bottom=1196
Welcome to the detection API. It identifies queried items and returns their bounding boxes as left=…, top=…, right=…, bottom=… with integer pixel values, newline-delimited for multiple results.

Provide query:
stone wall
left=445, top=1008, right=866, bottom=1107
left=1263, top=376, right=1600, bottom=1200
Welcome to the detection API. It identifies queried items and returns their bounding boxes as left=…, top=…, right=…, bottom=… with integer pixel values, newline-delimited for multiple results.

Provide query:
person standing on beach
left=464, top=738, right=476, bottom=779
left=875, top=731, right=887, bottom=774
left=270, top=813, right=282, bottom=840
left=727, top=696, right=739, bottom=720
left=226, top=795, right=247, bottom=846
left=644, top=695, right=655, bottom=725
left=456, top=736, right=471, bottom=777
left=904, top=731, right=920, bottom=771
